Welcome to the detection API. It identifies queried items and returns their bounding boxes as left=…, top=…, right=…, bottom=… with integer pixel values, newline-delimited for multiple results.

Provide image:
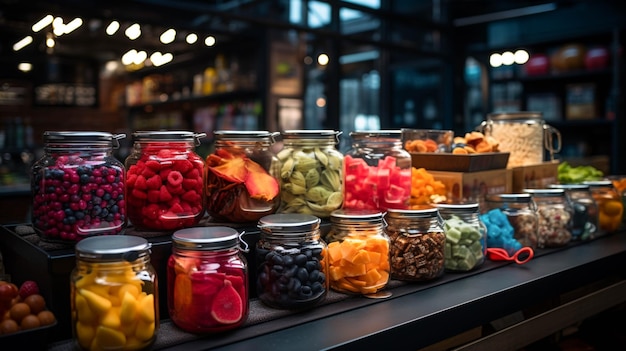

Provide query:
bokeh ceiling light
left=32, top=15, right=53, bottom=32
left=204, top=36, right=216, bottom=46
left=106, top=21, right=120, bottom=35
left=186, top=33, right=198, bottom=44
left=64, top=18, right=83, bottom=34
left=13, top=36, right=33, bottom=51
left=317, top=53, right=329, bottom=65
left=18, top=62, right=32, bottom=72
left=489, top=53, right=503, bottom=67
left=125, top=23, right=141, bottom=40
left=514, top=49, right=530, bottom=64
left=501, top=51, right=515, bottom=65
left=160, top=28, right=176, bottom=44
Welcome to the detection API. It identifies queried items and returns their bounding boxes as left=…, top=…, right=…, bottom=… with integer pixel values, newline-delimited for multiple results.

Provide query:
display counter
left=1, top=224, right=625, bottom=350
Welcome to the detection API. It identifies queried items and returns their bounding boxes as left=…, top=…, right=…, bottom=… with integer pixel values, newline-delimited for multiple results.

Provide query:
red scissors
left=486, top=247, right=534, bottom=265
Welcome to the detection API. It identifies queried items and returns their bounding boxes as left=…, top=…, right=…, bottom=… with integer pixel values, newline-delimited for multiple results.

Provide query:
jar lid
left=257, top=214, right=320, bottom=235
left=583, top=180, right=614, bottom=188
left=133, top=130, right=206, bottom=145
left=434, top=203, right=480, bottom=212
left=485, top=193, right=533, bottom=203
left=214, top=130, right=278, bottom=143
left=523, top=188, right=565, bottom=197
left=75, top=236, right=150, bottom=262
left=172, top=226, right=240, bottom=251
left=549, top=183, right=590, bottom=190
left=330, top=209, right=384, bottom=225
left=282, top=130, right=342, bottom=141
left=349, top=130, right=402, bottom=139
left=44, top=131, right=125, bottom=148
left=487, top=111, right=543, bottom=121
left=385, top=207, right=440, bottom=219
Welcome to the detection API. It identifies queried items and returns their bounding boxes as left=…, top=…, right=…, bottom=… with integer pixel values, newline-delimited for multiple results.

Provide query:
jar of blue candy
left=481, top=193, right=539, bottom=253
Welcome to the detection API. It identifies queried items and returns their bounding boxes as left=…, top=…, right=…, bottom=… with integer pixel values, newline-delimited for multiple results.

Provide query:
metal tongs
left=486, top=247, right=534, bottom=265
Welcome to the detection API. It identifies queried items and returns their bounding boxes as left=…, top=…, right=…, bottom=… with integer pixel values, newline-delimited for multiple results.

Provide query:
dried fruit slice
left=210, top=280, right=243, bottom=324
left=244, top=160, right=279, bottom=201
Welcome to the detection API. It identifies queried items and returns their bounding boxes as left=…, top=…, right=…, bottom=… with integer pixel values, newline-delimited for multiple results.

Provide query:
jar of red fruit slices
left=343, top=130, right=412, bottom=211
left=31, top=131, right=127, bottom=243
left=167, top=226, right=249, bottom=333
left=125, top=131, right=206, bottom=231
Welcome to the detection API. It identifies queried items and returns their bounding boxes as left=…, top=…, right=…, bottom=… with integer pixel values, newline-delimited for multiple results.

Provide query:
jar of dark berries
left=168, top=226, right=249, bottom=333
left=256, top=213, right=328, bottom=309
left=385, top=208, right=445, bottom=281
left=523, top=188, right=573, bottom=248
left=205, top=130, right=281, bottom=223
left=125, top=131, right=206, bottom=232
left=549, top=183, right=598, bottom=241
left=31, top=131, right=127, bottom=243
left=326, top=209, right=391, bottom=294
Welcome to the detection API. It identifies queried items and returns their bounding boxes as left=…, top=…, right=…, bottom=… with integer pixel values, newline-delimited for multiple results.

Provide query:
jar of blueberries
left=523, top=188, right=573, bottom=248
left=255, top=213, right=328, bottom=309
left=31, top=131, right=127, bottom=244
left=125, top=131, right=206, bottom=232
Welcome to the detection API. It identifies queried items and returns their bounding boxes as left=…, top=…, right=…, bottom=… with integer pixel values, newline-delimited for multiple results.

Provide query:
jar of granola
left=523, top=188, right=573, bottom=248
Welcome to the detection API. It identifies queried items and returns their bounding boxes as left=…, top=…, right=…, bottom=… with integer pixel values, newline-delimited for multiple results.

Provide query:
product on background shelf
left=125, top=131, right=206, bottom=231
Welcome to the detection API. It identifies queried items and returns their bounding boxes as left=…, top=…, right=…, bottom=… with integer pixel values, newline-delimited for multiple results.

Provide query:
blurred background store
left=0, top=0, right=625, bottom=223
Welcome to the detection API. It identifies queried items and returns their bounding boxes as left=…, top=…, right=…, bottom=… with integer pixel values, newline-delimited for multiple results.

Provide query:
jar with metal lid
left=343, top=130, right=412, bottom=211
left=31, top=131, right=127, bottom=243
left=482, top=193, right=539, bottom=253
left=549, top=183, right=598, bottom=241
left=125, top=131, right=206, bottom=232
left=276, top=130, right=343, bottom=218
left=205, top=130, right=281, bottom=223
left=255, top=213, right=328, bottom=309
left=70, top=236, right=158, bottom=350
left=479, top=111, right=561, bottom=168
left=385, top=208, right=446, bottom=281
left=167, top=226, right=248, bottom=333
left=523, top=188, right=573, bottom=248
left=435, top=203, right=486, bottom=272
left=325, top=209, right=390, bottom=294
left=584, top=180, right=624, bottom=233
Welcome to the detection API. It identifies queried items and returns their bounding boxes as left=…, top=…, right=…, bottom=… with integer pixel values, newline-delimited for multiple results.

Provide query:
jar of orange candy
left=584, top=180, right=623, bottom=233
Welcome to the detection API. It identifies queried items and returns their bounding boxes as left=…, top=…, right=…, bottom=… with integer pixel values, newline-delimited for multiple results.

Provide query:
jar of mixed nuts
left=385, top=208, right=446, bottom=281
left=548, top=183, right=598, bottom=241
left=523, top=188, right=573, bottom=248
left=326, top=209, right=390, bottom=294
left=276, top=130, right=343, bottom=218
left=482, top=193, right=539, bottom=253
left=31, top=131, right=127, bottom=243
left=205, top=131, right=281, bottom=223
left=343, top=130, right=412, bottom=211
left=435, top=203, right=486, bottom=272
left=71, top=236, right=158, bottom=350
left=125, top=131, right=206, bottom=231
left=256, top=214, right=328, bottom=309
left=584, top=180, right=624, bottom=234
left=167, top=226, right=248, bottom=333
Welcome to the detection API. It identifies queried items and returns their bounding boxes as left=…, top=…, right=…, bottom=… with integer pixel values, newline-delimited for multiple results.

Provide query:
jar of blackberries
left=71, top=236, right=158, bottom=350
left=255, top=214, right=328, bottom=309
left=125, top=131, right=206, bottom=232
left=167, top=226, right=248, bottom=333
left=31, top=131, right=127, bottom=243
left=205, top=131, right=281, bottom=223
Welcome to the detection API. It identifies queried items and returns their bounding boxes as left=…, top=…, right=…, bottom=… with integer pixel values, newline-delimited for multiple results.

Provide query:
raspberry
left=19, top=280, right=40, bottom=299
left=173, top=160, right=193, bottom=174
left=167, top=171, right=184, bottom=186
left=145, top=160, right=161, bottom=172
left=146, top=174, right=162, bottom=190
left=159, top=185, right=173, bottom=202
left=134, top=175, right=148, bottom=190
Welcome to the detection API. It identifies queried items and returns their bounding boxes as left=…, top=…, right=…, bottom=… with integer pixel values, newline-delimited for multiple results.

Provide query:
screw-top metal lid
left=281, top=130, right=342, bottom=142
left=549, top=183, right=590, bottom=191
left=172, top=226, right=240, bottom=251
left=485, top=193, right=534, bottom=203
left=487, top=111, right=543, bottom=122
left=583, top=180, right=614, bottom=188
left=330, top=209, right=384, bottom=225
left=132, top=131, right=206, bottom=146
left=385, top=207, right=440, bottom=219
left=75, top=236, right=150, bottom=262
left=214, top=130, right=278, bottom=144
left=523, top=188, right=566, bottom=197
left=44, top=131, right=125, bottom=148
left=257, top=213, right=320, bottom=236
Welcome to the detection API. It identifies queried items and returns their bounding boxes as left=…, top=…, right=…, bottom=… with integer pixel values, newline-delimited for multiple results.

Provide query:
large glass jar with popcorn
left=276, top=130, right=343, bottom=218
left=482, top=193, right=539, bottom=253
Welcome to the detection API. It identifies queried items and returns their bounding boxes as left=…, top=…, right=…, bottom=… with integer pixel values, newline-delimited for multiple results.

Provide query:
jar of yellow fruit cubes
left=325, top=209, right=391, bottom=295
left=71, top=236, right=158, bottom=350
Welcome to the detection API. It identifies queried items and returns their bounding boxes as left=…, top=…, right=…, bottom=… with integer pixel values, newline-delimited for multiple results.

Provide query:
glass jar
left=325, top=209, right=390, bottom=294
left=523, top=188, right=573, bottom=248
left=71, top=236, right=158, bottom=350
left=31, top=131, right=127, bottom=243
left=385, top=208, right=446, bottom=281
left=479, top=112, right=561, bottom=168
left=435, top=203, right=486, bottom=272
left=167, top=226, right=248, bottom=333
left=276, top=130, right=343, bottom=218
left=482, top=193, right=539, bottom=253
left=343, top=130, right=412, bottom=211
left=256, top=213, right=328, bottom=309
left=584, top=180, right=624, bottom=233
left=549, top=183, right=598, bottom=241
left=205, top=131, right=281, bottom=223
left=125, top=131, right=206, bottom=232
left=607, top=175, right=626, bottom=224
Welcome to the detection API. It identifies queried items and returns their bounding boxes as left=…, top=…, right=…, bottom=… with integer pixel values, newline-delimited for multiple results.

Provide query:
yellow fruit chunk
left=137, top=294, right=155, bottom=323
left=120, top=319, right=138, bottom=337
left=101, top=307, right=121, bottom=329
left=75, top=321, right=96, bottom=349
left=85, top=283, right=111, bottom=299
left=75, top=271, right=97, bottom=289
left=350, top=250, right=370, bottom=265
left=92, top=325, right=127, bottom=349
left=120, top=291, right=139, bottom=325
left=79, top=288, right=113, bottom=316
left=117, top=283, right=140, bottom=300
left=135, top=319, right=155, bottom=341
left=327, top=242, right=342, bottom=262
left=74, top=293, right=97, bottom=325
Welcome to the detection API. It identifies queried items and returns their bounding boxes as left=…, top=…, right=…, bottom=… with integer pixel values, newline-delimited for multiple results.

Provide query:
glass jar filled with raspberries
left=125, top=131, right=206, bottom=231
left=31, top=131, right=127, bottom=243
